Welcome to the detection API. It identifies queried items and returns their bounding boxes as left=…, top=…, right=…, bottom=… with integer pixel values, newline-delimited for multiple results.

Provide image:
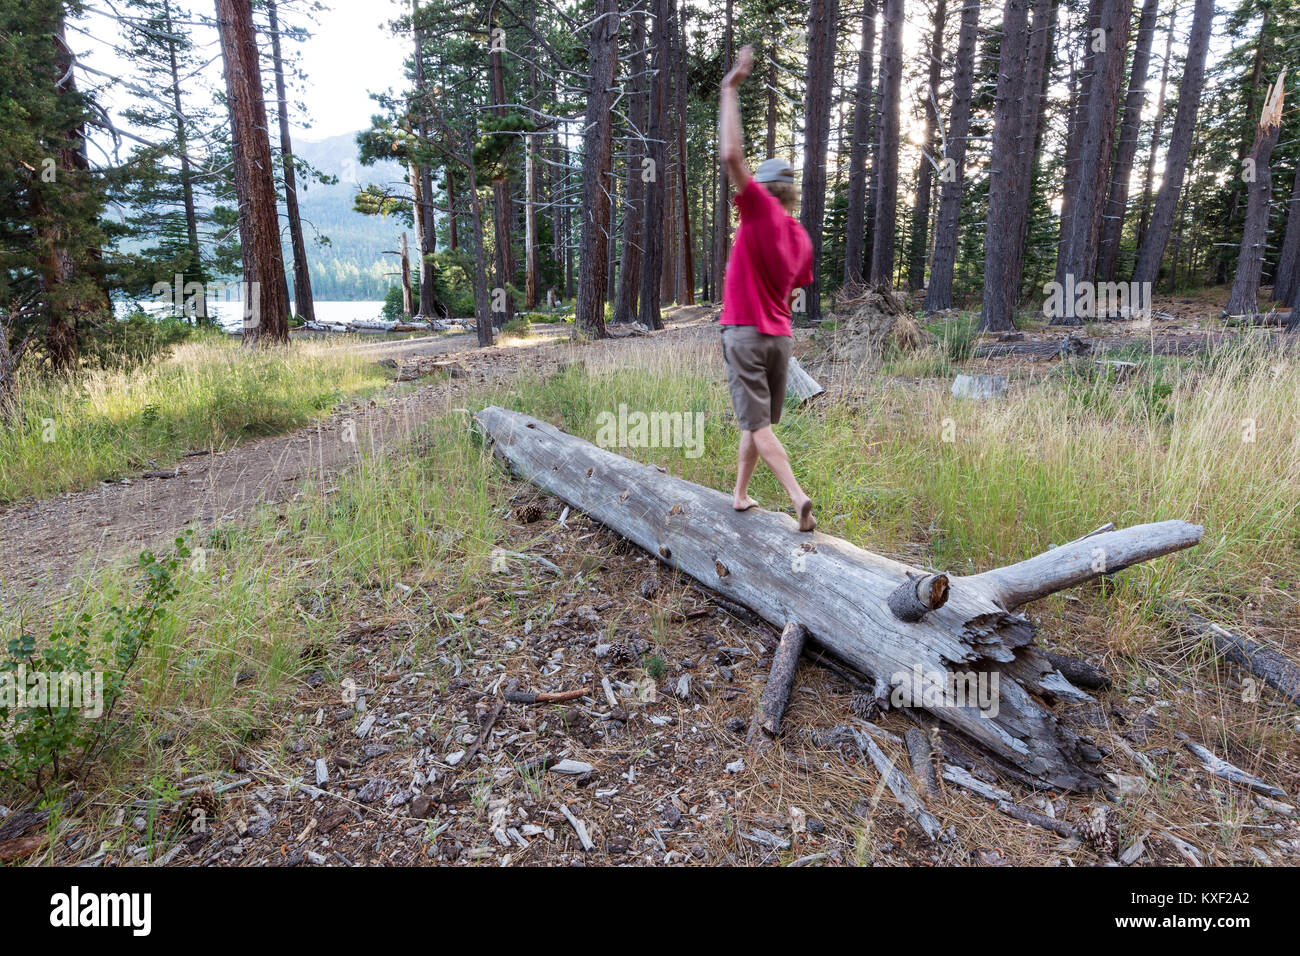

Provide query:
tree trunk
left=614, top=9, right=648, bottom=325
left=979, top=0, right=1033, bottom=332
left=475, top=405, right=1204, bottom=790
left=843, top=0, right=878, bottom=289
left=1135, top=5, right=1173, bottom=254
left=799, top=0, right=839, bottom=322
left=1226, top=77, right=1284, bottom=317
left=672, top=0, right=695, bottom=304
left=638, top=0, right=669, bottom=331
left=1131, top=0, right=1213, bottom=286
left=906, top=0, right=946, bottom=293
left=1096, top=0, right=1159, bottom=283
left=266, top=0, right=315, bottom=324
left=1053, top=0, right=1133, bottom=316
left=869, top=0, right=903, bottom=287
left=711, top=0, right=734, bottom=301
left=574, top=0, right=618, bottom=338
left=400, top=232, right=413, bottom=318
left=490, top=25, right=515, bottom=328
left=1053, top=0, right=1102, bottom=290
left=923, top=0, right=979, bottom=311
left=216, top=0, right=290, bottom=346
left=162, top=0, right=203, bottom=297
left=1275, top=164, right=1300, bottom=306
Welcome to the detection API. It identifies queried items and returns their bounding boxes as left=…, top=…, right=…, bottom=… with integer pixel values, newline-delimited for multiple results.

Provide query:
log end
left=887, top=572, right=950, bottom=623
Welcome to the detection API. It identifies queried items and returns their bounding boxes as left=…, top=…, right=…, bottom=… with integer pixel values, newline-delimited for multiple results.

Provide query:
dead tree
left=216, top=0, right=291, bottom=345
left=474, top=406, right=1203, bottom=789
left=1226, top=73, right=1285, bottom=318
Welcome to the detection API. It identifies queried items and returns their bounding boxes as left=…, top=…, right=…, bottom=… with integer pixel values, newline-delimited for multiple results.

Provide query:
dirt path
left=0, top=314, right=718, bottom=611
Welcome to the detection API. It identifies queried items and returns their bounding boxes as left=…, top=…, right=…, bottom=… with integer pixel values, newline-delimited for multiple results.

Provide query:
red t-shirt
left=719, top=178, right=814, bottom=337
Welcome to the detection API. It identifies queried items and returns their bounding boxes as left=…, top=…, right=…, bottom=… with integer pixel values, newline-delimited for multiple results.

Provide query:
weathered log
left=1169, top=606, right=1300, bottom=706
left=759, top=622, right=808, bottom=735
left=785, top=356, right=825, bottom=402
left=473, top=407, right=1203, bottom=790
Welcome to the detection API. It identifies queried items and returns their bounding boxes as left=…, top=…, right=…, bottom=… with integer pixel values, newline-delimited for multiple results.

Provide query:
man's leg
left=733, top=430, right=760, bottom=510
left=752, top=425, right=816, bottom=531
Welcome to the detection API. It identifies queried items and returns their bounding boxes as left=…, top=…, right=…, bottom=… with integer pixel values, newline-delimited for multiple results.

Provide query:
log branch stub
left=887, top=572, right=950, bottom=622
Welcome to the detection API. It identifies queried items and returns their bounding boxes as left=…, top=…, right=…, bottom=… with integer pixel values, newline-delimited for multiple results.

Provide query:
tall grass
left=507, top=335, right=1300, bottom=608
left=0, top=338, right=389, bottom=503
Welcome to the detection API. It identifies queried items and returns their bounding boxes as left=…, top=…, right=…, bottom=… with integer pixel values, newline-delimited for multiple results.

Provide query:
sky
left=77, top=0, right=410, bottom=149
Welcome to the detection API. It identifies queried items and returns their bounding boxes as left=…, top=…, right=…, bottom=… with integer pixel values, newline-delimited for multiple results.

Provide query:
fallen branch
left=758, top=622, right=808, bottom=736
left=1169, top=606, right=1300, bottom=706
left=904, top=727, right=939, bottom=797
left=1177, top=734, right=1287, bottom=798
left=505, top=687, right=589, bottom=705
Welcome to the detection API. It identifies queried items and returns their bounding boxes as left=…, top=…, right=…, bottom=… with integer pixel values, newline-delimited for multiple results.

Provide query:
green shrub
left=0, top=539, right=188, bottom=793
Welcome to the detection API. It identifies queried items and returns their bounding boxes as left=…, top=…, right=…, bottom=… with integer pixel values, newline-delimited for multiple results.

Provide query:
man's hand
left=723, top=44, right=754, bottom=89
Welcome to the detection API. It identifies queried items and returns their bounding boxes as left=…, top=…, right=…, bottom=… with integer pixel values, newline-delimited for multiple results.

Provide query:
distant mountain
left=291, top=131, right=410, bottom=301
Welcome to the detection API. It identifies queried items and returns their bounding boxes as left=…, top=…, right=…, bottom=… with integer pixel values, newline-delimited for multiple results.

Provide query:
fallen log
left=785, top=356, right=825, bottom=403
left=473, top=407, right=1203, bottom=790
left=1169, top=606, right=1300, bottom=706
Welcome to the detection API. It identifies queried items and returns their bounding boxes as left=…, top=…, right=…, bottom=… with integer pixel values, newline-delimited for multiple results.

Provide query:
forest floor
left=3, top=290, right=1299, bottom=867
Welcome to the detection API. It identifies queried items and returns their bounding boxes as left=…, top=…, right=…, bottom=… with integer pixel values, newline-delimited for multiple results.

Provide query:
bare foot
left=733, top=495, right=759, bottom=512
left=796, top=498, right=816, bottom=532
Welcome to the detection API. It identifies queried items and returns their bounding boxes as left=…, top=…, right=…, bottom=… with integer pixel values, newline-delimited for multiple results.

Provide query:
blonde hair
left=763, top=180, right=800, bottom=215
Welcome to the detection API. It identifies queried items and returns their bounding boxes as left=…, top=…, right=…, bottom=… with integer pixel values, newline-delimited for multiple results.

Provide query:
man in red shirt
left=718, top=45, right=816, bottom=532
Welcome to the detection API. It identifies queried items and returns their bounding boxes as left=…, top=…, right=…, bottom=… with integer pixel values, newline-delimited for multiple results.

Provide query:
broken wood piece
left=996, top=800, right=1078, bottom=839
left=474, top=406, right=1204, bottom=789
left=904, top=727, right=939, bottom=796
left=505, top=687, right=588, bottom=705
left=785, top=356, right=825, bottom=402
left=558, top=803, right=595, bottom=851
left=458, top=698, right=504, bottom=770
left=758, top=621, right=808, bottom=736
left=1042, top=651, right=1112, bottom=690
left=886, top=571, right=950, bottom=622
left=852, top=727, right=946, bottom=842
left=1177, top=735, right=1286, bottom=798
left=1169, top=606, right=1300, bottom=706
left=942, top=764, right=1012, bottom=802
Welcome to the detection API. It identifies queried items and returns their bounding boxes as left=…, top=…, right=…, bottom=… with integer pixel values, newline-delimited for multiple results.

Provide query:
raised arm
left=719, top=44, right=754, bottom=190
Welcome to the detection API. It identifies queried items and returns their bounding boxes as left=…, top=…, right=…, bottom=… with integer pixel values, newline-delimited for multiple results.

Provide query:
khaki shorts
left=720, top=323, right=792, bottom=432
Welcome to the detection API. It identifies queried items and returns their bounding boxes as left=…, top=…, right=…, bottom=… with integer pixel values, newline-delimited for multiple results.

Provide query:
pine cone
left=1077, top=804, right=1116, bottom=856
left=850, top=693, right=883, bottom=721
left=178, top=786, right=220, bottom=836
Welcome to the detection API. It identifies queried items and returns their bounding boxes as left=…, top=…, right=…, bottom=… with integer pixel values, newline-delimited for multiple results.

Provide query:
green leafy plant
left=0, top=537, right=188, bottom=793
